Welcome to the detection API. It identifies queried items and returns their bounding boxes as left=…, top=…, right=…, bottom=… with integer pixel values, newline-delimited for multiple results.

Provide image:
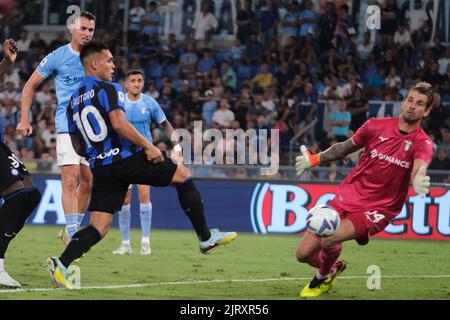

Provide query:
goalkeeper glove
left=295, top=145, right=321, bottom=176
left=412, top=165, right=431, bottom=197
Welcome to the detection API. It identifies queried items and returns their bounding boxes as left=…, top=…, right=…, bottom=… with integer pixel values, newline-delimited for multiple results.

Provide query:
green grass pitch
left=0, top=225, right=449, bottom=300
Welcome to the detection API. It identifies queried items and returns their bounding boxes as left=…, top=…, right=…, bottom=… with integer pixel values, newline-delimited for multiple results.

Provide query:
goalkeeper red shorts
left=328, top=199, right=395, bottom=246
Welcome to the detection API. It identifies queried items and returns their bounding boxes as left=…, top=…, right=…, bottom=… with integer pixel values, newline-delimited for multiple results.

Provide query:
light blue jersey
left=37, top=44, right=84, bottom=134
left=125, top=93, right=166, bottom=142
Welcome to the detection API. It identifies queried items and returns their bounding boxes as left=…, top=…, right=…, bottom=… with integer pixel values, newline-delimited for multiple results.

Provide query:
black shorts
left=89, top=151, right=178, bottom=214
left=0, top=142, right=30, bottom=193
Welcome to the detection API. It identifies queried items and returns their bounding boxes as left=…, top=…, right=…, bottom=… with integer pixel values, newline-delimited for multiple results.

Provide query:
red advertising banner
left=250, top=183, right=450, bottom=240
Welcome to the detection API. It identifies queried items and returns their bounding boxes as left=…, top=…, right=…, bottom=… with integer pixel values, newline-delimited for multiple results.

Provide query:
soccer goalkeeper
left=295, top=82, right=434, bottom=298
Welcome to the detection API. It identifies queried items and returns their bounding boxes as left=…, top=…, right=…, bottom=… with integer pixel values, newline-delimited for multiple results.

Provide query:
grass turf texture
left=0, top=225, right=449, bottom=300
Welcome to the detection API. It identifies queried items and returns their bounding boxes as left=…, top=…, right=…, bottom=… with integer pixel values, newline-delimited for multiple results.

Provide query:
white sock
left=0, top=258, right=4, bottom=271
left=141, top=237, right=150, bottom=243
left=315, top=270, right=329, bottom=279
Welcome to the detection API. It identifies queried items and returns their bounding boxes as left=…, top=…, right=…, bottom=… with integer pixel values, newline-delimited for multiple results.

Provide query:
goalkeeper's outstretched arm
left=319, top=139, right=360, bottom=163
left=295, top=139, right=360, bottom=176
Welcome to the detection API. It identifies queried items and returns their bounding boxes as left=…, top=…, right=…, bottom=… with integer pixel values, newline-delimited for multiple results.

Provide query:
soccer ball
left=306, top=205, right=340, bottom=237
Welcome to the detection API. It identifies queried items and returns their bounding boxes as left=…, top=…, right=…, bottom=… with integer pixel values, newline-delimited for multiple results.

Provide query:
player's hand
left=16, top=121, right=33, bottom=136
left=295, top=145, right=320, bottom=176
left=3, top=39, right=18, bottom=63
left=412, top=165, right=431, bottom=197
left=145, top=144, right=164, bottom=164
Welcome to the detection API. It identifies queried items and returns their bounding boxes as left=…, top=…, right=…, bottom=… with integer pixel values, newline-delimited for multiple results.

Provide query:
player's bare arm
left=109, top=109, right=163, bottom=163
left=0, top=39, right=18, bottom=73
left=17, top=71, right=47, bottom=136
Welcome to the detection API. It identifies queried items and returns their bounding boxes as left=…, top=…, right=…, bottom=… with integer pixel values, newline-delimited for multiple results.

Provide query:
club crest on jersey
left=404, top=140, right=412, bottom=151
left=140, top=107, right=146, bottom=114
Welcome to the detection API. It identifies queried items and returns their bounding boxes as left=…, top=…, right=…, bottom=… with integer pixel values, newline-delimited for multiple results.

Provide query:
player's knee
left=321, top=237, right=337, bottom=249
left=61, top=173, right=78, bottom=190
left=79, top=177, right=92, bottom=193
left=295, top=250, right=310, bottom=263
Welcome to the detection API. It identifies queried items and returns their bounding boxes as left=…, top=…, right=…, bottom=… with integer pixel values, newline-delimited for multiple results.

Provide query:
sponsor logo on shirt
left=404, top=140, right=413, bottom=151
left=370, top=149, right=411, bottom=168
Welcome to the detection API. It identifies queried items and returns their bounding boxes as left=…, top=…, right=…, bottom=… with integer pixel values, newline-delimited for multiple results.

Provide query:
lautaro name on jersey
left=67, top=76, right=141, bottom=168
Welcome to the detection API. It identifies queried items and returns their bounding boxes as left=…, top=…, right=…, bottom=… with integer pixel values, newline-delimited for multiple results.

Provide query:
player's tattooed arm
left=319, top=138, right=361, bottom=164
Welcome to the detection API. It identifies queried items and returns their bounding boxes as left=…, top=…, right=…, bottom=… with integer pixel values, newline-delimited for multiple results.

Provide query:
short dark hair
left=79, top=41, right=109, bottom=66
left=80, top=11, right=96, bottom=21
left=126, top=69, right=145, bottom=78
left=408, top=82, right=434, bottom=109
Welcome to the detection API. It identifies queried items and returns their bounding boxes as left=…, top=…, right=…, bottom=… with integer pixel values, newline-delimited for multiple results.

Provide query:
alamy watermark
left=366, top=265, right=381, bottom=290
left=366, top=5, right=381, bottom=30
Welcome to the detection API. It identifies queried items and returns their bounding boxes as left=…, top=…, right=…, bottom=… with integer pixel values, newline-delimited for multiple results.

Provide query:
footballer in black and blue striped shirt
left=46, top=42, right=237, bottom=288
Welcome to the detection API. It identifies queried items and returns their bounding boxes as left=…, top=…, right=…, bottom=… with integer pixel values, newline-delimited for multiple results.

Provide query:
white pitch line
left=1, top=275, right=450, bottom=294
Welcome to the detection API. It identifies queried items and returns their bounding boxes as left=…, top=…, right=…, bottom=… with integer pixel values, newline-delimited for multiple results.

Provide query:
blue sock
left=140, top=202, right=152, bottom=239
left=77, top=213, right=85, bottom=230
left=65, top=214, right=79, bottom=238
left=119, top=204, right=131, bottom=242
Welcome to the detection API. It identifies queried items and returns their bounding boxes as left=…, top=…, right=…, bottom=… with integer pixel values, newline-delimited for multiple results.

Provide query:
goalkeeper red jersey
left=332, top=117, right=433, bottom=217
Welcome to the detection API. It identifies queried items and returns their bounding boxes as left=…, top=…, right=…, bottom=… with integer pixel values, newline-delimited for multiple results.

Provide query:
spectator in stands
left=259, top=0, right=279, bottom=49
left=16, top=30, right=31, bottom=58
left=296, top=82, right=317, bottom=127
left=275, top=61, right=294, bottom=93
left=298, top=0, right=317, bottom=47
left=197, top=48, right=216, bottom=76
left=280, top=1, right=299, bottom=49
left=429, top=147, right=450, bottom=182
left=322, top=47, right=341, bottom=77
left=299, top=34, right=318, bottom=68
left=380, top=0, right=400, bottom=45
left=161, top=33, right=179, bottom=64
left=346, top=87, right=368, bottom=132
left=178, top=42, right=198, bottom=76
left=17, top=59, right=31, bottom=83
left=213, top=99, right=235, bottom=129
left=187, top=88, right=203, bottom=123
left=318, top=1, right=337, bottom=53
left=197, top=31, right=215, bottom=53
left=328, top=98, right=351, bottom=142
left=250, top=62, right=274, bottom=91
left=334, top=3, right=354, bottom=44
left=367, top=68, right=386, bottom=99
left=385, top=67, right=403, bottom=90
left=192, top=2, right=218, bottom=41
left=127, top=0, right=146, bottom=45
left=247, top=94, right=269, bottom=124
left=234, top=85, right=252, bottom=129
left=145, top=82, right=159, bottom=99
left=230, top=38, right=245, bottom=65
left=430, top=36, right=446, bottom=61
left=29, top=32, right=48, bottom=56
left=246, top=33, right=265, bottom=65
left=439, top=127, right=450, bottom=158
left=235, top=0, right=255, bottom=45
left=48, top=32, right=68, bottom=52
left=1, top=62, right=20, bottom=87
left=356, top=32, right=374, bottom=63
left=407, top=0, right=429, bottom=48
left=438, top=47, right=450, bottom=76
left=220, top=60, right=237, bottom=92
left=141, top=1, right=160, bottom=42
left=202, top=89, right=217, bottom=128
left=322, top=76, right=344, bottom=100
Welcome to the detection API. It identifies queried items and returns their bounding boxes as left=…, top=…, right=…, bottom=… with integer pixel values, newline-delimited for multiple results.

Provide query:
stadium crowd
left=0, top=0, right=449, bottom=181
